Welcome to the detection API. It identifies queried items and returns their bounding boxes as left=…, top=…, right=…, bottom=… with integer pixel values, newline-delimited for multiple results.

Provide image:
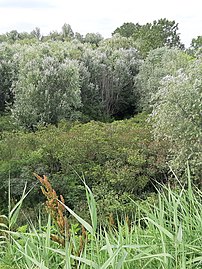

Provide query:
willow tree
left=136, top=47, right=192, bottom=111
left=0, top=43, right=21, bottom=113
left=80, top=42, right=141, bottom=120
left=11, top=44, right=81, bottom=129
left=150, top=57, right=202, bottom=178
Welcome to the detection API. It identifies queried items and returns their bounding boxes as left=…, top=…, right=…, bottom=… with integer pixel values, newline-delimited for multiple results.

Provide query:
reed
left=1, top=166, right=202, bottom=268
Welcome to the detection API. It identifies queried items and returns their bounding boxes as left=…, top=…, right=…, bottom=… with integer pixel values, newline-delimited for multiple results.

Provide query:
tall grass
left=0, top=178, right=29, bottom=269
left=1, top=167, right=202, bottom=268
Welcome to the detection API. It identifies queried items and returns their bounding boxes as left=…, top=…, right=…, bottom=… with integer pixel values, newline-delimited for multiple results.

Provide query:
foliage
left=0, top=180, right=28, bottom=269
left=11, top=47, right=81, bottom=128
left=0, top=114, right=17, bottom=132
left=0, top=114, right=167, bottom=218
left=0, top=37, right=142, bottom=124
left=136, top=47, right=192, bottom=111
left=100, top=33, right=137, bottom=50
left=0, top=43, right=21, bottom=112
left=113, top=18, right=184, bottom=57
left=113, top=22, right=141, bottom=38
left=188, top=35, right=202, bottom=56
left=1, top=169, right=202, bottom=268
left=84, top=32, right=103, bottom=46
left=30, top=27, right=42, bottom=40
left=190, top=35, right=202, bottom=51
left=150, top=57, right=202, bottom=179
left=80, top=45, right=141, bottom=120
left=61, top=23, right=74, bottom=40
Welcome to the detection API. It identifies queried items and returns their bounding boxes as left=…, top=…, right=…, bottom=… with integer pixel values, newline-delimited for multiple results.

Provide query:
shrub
left=150, top=57, right=202, bottom=180
left=0, top=114, right=167, bottom=219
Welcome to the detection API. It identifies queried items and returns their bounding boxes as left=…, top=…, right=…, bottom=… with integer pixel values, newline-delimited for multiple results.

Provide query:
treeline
left=0, top=18, right=201, bottom=219
left=0, top=18, right=201, bottom=124
left=0, top=36, right=142, bottom=124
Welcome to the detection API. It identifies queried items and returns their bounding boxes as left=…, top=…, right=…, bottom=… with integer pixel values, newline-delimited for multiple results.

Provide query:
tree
left=61, top=23, right=74, bottom=40
left=48, top=30, right=63, bottom=41
left=84, top=32, right=103, bottom=46
left=113, top=18, right=184, bottom=57
left=75, top=32, right=84, bottom=42
left=150, top=57, right=202, bottom=179
left=30, top=27, right=41, bottom=40
left=112, top=22, right=141, bottom=38
left=0, top=43, right=21, bottom=113
left=0, top=34, right=7, bottom=43
left=188, top=36, right=202, bottom=56
left=100, top=33, right=137, bottom=50
left=136, top=47, right=191, bottom=111
left=80, top=44, right=141, bottom=120
left=12, top=52, right=81, bottom=128
left=190, top=36, right=202, bottom=50
left=5, top=30, right=22, bottom=43
left=151, top=19, right=183, bottom=48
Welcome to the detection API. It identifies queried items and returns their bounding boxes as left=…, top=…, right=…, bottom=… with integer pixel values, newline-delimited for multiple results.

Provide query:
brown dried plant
left=34, top=173, right=69, bottom=246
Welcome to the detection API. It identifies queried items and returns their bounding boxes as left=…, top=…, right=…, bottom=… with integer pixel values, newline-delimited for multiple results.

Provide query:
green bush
left=0, top=113, right=167, bottom=219
left=0, top=114, right=17, bottom=132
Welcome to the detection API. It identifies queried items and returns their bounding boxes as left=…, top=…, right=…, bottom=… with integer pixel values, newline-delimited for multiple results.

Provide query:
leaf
left=100, top=247, right=121, bottom=269
left=146, top=217, right=174, bottom=240
left=58, top=200, right=94, bottom=235
left=176, top=224, right=183, bottom=243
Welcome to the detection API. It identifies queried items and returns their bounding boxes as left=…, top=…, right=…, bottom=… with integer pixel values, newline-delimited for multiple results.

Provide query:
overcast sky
left=0, top=0, right=201, bottom=47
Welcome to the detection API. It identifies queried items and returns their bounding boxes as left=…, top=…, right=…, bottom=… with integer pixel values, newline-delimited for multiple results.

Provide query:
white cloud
left=0, top=0, right=201, bottom=46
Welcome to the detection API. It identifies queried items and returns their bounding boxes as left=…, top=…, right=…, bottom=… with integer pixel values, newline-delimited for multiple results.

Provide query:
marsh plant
left=0, top=167, right=202, bottom=269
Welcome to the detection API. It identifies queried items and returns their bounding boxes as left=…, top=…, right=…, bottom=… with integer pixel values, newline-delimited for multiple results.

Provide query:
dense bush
left=0, top=28, right=201, bottom=226
left=136, top=47, right=192, bottom=111
left=150, top=57, right=202, bottom=180
left=0, top=114, right=167, bottom=218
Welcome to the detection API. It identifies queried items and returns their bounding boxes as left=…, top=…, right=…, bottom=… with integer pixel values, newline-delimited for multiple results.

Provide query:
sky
left=0, top=0, right=201, bottom=47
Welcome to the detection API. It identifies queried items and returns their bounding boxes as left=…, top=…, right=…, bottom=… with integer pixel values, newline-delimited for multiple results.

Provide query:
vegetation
left=150, top=57, right=202, bottom=180
left=1, top=169, right=202, bottom=268
left=113, top=19, right=184, bottom=57
left=0, top=18, right=201, bottom=268
left=0, top=113, right=167, bottom=219
left=136, top=47, right=191, bottom=111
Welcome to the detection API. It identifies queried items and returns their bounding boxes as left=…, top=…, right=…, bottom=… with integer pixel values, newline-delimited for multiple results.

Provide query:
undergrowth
left=0, top=166, right=202, bottom=268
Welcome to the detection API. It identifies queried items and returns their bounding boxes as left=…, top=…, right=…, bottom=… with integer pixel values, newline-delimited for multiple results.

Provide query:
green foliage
left=84, top=32, right=103, bottom=46
left=1, top=169, right=202, bottom=269
left=100, top=33, right=137, bottom=50
left=113, top=18, right=184, bottom=57
left=0, top=21, right=200, bottom=240
left=136, top=47, right=192, bottom=111
left=0, top=115, right=17, bottom=132
left=113, top=22, right=141, bottom=38
left=62, top=23, right=74, bottom=39
left=0, top=37, right=142, bottom=124
left=150, top=57, right=202, bottom=179
left=190, top=35, right=202, bottom=51
left=11, top=44, right=81, bottom=128
left=0, top=114, right=166, bottom=218
left=30, top=27, right=41, bottom=40
left=188, top=35, right=202, bottom=56
left=0, top=43, right=21, bottom=112
left=80, top=45, right=141, bottom=120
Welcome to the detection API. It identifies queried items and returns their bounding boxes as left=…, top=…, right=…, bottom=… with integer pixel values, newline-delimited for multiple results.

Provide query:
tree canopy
left=113, top=18, right=184, bottom=57
left=150, top=57, right=202, bottom=178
